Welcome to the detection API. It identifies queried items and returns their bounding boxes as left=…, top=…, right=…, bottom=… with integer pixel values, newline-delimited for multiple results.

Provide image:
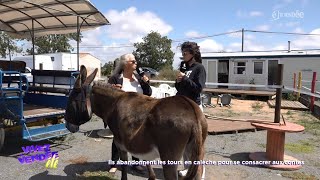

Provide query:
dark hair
left=180, top=41, right=202, bottom=63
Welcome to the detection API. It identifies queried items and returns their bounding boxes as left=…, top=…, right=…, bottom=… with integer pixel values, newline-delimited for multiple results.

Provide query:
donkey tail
left=184, top=104, right=205, bottom=180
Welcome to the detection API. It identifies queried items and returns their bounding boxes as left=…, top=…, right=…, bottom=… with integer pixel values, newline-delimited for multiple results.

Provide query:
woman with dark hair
left=175, top=41, right=206, bottom=111
left=175, top=41, right=206, bottom=177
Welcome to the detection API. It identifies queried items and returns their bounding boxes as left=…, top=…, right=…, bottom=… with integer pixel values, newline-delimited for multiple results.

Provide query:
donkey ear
left=74, top=75, right=81, bottom=89
left=84, top=68, right=98, bottom=86
left=79, top=65, right=87, bottom=84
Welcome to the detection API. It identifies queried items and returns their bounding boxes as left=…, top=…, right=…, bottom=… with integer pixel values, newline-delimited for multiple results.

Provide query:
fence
left=293, top=71, right=319, bottom=112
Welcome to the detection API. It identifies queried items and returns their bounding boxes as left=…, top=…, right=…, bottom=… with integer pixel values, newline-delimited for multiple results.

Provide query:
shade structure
left=0, top=0, right=110, bottom=38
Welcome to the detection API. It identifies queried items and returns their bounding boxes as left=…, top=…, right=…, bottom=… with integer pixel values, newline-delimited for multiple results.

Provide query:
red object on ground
left=310, top=72, right=317, bottom=112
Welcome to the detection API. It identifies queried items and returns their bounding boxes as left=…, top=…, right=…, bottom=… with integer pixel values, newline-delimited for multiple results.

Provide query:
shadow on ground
left=29, top=162, right=165, bottom=180
left=0, top=131, right=72, bottom=157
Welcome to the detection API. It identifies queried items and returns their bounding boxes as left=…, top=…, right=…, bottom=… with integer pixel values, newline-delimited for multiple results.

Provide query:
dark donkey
left=65, top=66, right=208, bottom=180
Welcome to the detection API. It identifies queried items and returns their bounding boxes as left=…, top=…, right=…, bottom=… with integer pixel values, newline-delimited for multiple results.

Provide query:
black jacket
left=175, top=62, right=206, bottom=105
left=108, top=73, right=152, bottom=96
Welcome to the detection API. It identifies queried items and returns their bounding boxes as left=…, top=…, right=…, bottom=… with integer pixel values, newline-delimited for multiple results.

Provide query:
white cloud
left=236, top=10, right=246, bottom=18
left=291, top=28, right=320, bottom=49
left=285, top=21, right=300, bottom=27
left=249, top=11, right=263, bottom=17
left=185, top=31, right=204, bottom=38
left=68, top=7, right=173, bottom=64
left=105, top=7, right=173, bottom=41
left=293, top=27, right=304, bottom=33
left=273, top=0, right=293, bottom=10
left=255, top=25, right=270, bottom=31
left=237, top=10, right=264, bottom=18
left=172, top=39, right=224, bottom=69
left=227, top=40, right=266, bottom=52
left=198, top=39, right=224, bottom=52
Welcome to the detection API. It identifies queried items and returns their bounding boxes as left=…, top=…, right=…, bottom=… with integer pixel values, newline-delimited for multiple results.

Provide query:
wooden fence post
left=293, top=73, right=296, bottom=88
left=293, top=73, right=296, bottom=95
left=297, top=72, right=302, bottom=101
left=310, top=72, right=317, bottom=112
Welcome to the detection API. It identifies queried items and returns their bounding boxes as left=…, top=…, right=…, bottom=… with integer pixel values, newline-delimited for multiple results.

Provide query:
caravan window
left=234, top=61, right=246, bottom=74
left=254, top=62, right=263, bottom=74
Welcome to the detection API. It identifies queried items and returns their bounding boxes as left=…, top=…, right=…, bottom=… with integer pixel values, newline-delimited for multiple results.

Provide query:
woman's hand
left=111, top=84, right=122, bottom=89
left=142, top=75, right=149, bottom=83
left=176, top=71, right=185, bottom=83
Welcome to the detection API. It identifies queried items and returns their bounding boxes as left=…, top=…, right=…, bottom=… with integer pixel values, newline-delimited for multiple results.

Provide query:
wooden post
left=293, top=73, right=296, bottom=88
left=275, top=64, right=283, bottom=123
left=297, top=72, right=302, bottom=100
left=310, top=72, right=317, bottom=112
left=293, top=73, right=296, bottom=95
left=266, top=130, right=285, bottom=160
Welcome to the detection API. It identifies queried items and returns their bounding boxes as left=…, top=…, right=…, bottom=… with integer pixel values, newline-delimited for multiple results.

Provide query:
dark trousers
left=111, top=140, right=140, bottom=164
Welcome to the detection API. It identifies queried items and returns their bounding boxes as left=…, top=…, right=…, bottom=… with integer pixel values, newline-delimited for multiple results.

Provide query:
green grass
left=286, top=110, right=294, bottom=115
left=281, top=172, right=317, bottom=180
left=77, top=171, right=117, bottom=180
left=225, top=109, right=240, bottom=117
left=256, top=143, right=266, bottom=149
left=285, top=140, right=315, bottom=153
left=297, top=118, right=320, bottom=136
left=251, top=101, right=264, bottom=111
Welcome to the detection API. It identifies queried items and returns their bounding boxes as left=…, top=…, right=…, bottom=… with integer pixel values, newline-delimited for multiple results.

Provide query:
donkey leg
left=146, top=164, right=156, bottom=180
left=162, top=164, right=178, bottom=180
left=119, top=150, right=128, bottom=180
left=159, top=151, right=182, bottom=180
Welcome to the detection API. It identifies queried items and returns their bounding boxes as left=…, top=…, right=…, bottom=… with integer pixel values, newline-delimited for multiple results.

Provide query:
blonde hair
left=112, top=53, right=135, bottom=75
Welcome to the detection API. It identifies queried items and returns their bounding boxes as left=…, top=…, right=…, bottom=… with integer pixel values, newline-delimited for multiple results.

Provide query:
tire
left=0, top=127, right=4, bottom=152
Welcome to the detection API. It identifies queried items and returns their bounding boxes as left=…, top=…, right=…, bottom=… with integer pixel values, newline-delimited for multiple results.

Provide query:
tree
left=0, top=31, right=20, bottom=58
left=133, top=31, right=174, bottom=71
left=101, top=60, right=115, bottom=76
left=26, top=33, right=82, bottom=55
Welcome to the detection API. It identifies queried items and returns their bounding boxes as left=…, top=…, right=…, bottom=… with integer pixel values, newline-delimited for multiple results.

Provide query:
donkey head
left=65, top=65, right=98, bottom=133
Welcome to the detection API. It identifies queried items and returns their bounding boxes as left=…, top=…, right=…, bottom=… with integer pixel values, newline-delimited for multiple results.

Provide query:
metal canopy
left=0, top=0, right=110, bottom=38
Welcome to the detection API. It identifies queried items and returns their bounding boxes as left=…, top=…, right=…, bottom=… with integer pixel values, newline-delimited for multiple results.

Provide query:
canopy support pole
left=77, top=16, right=79, bottom=71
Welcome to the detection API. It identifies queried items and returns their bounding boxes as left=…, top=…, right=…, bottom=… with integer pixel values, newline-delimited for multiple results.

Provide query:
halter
left=85, top=84, right=93, bottom=120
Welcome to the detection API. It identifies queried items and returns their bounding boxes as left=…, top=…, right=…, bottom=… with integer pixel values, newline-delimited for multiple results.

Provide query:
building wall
left=79, top=54, right=101, bottom=79
left=229, top=59, right=268, bottom=90
left=281, top=57, right=320, bottom=92
left=203, top=56, right=320, bottom=92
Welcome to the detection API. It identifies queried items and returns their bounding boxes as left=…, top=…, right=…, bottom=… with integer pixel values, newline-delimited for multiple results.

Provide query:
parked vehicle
left=141, top=67, right=159, bottom=78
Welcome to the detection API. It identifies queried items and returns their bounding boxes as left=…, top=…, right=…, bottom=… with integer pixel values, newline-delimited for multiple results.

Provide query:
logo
left=45, top=154, right=59, bottom=169
left=272, top=10, right=304, bottom=21
left=18, top=144, right=59, bottom=169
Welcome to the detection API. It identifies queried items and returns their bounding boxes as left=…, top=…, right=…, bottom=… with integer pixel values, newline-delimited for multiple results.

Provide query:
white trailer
left=202, top=51, right=320, bottom=92
left=13, top=55, right=53, bottom=70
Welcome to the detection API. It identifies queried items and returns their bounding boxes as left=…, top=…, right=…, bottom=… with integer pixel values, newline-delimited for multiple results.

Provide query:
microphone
left=179, top=61, right=187, bottom=73
left=136, top=66, right=145, bottom=77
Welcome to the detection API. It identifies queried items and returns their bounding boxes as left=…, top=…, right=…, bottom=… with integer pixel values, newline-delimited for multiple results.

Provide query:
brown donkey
left=65, top=66, right=208, bottom=180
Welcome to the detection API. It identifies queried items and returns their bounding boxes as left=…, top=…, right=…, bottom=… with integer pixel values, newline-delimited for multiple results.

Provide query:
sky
left=27, top=0, right=320, bottom=68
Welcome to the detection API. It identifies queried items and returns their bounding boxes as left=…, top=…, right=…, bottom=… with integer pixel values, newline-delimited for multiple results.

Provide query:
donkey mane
left=92, top=80, right=124, bottom=95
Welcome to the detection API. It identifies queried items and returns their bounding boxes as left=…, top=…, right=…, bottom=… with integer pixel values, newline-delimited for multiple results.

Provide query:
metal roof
left=0, top=0, right=110, bottom=38
left=201, top=50, right=320, bottom=59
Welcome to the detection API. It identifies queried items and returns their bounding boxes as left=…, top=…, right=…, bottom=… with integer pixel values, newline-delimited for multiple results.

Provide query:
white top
left=121, top=77, right=143, bottom=94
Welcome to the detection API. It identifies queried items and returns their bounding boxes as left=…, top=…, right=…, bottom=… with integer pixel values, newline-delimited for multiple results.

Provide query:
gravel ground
left=0, top=115, right=319, bottom=180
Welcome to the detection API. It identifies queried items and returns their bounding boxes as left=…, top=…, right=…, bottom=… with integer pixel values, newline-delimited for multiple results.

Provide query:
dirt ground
left=204, top=97, right=292, bottom=122
left=0, top=97, right=319, bottom=180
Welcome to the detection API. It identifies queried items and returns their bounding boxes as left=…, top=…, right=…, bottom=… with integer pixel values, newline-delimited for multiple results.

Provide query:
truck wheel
left=0, top=127, right=4, bottom=152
